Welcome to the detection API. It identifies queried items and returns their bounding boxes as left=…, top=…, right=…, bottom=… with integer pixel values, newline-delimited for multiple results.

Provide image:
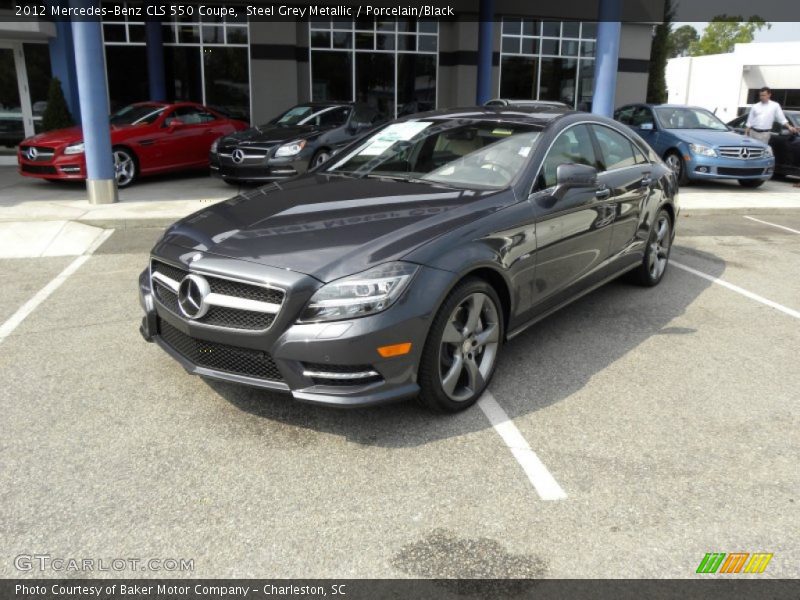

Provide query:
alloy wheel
left=438, top=292, right=500, bottom=402
left=665, top=154, right=681, bottom=176
left=113, top=149, right=136, bottom=187
left=314, top=151, right=331, bottom=167
left=648, top=214, right=671, bottom=280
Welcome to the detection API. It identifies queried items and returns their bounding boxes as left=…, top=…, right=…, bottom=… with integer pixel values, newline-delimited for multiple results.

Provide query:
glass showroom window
left=499, top=19, right=596, bottom=110
left=102, top=2, right=250, bottom=121
left=309, top=19, right=438, bottom=117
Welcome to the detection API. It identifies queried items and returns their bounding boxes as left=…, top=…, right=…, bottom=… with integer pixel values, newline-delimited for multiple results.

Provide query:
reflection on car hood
left=162, top=175, right=508, bottom=282
left=219, top=124, right=331, bottom=147
left=668, top=129, right=769, bottom=148
left=25, top=126, right=83, bottom=146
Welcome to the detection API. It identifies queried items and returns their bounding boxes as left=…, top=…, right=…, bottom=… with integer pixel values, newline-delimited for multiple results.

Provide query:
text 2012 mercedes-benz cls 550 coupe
left=139, top=107, right=678, bottom=413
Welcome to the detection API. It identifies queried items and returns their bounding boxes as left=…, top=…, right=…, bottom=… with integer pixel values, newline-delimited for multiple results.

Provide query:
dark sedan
left=728, top=111, right=800, bottom=178
left=209, top=102, right=386, bottom=184
left=140, top=107, right=678, bottom=413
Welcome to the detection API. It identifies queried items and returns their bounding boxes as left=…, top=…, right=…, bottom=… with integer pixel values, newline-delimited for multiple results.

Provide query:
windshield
left=268, top=105, right=348, bottom=127
left=654, top=107, right=728, bottom=130
left=325, top=120, right=541, bottom=189
left=109, top=104, right=165, bottom=126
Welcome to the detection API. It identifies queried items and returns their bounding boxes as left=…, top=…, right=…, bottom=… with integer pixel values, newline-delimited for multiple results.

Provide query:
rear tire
left=630, top=208, right=672, bottom=287
left=417, top=278, right=504, bottom=413
left=664, top=150, right=689, bottom=186
left=738, top=178, right=765, bottom=188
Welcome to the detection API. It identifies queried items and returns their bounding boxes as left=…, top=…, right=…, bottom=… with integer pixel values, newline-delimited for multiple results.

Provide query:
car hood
left=161, top=175, right=508, bottom=282
left=220, top=124, right=330, bottom=147
left=668, top=129, right=768, bottom=148
left=25, top=126, right=83, bottom=146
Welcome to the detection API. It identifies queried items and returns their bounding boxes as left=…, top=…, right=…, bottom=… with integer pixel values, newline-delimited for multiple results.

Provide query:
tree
left=647, top=0, right=674, bottom=104
left=668, top=25, right=698, bottom=58
left=41, top=78, right=74, bottom=132
left=689, top=17, right=770, bottom=56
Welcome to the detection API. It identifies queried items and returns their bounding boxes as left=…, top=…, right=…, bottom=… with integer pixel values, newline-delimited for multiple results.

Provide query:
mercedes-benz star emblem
left=739, top=147, right=751, bottom=159
left=231, top=148, right=245, bottom=164
left=26, top=147, right=38, bottom=161
left=177, top=274, right=211, bottom=319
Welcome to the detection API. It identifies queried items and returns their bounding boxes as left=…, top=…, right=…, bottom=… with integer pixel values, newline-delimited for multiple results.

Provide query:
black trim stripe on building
left=250, top=44, right=308, bottom=62
left=617, top=58, right=649, bottom=73
left=439, top=51, right=500, bottom=67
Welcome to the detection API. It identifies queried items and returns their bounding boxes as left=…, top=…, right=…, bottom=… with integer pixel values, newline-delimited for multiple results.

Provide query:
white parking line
left=744, top=215, right=800, bottom=235
left=671, top=260, right=800, bottom=320
left=0, top=229, right=114, bottom=344
left=478, top=391, right=567, bottom=501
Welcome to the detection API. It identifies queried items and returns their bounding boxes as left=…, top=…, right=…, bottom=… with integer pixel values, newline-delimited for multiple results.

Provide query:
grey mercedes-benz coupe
left=139, top=107, right=678, bottom=412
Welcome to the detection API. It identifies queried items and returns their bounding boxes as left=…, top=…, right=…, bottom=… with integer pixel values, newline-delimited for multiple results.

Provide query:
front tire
left=664, top=151, right=689, bottom=186
left=310, top=149, right=331, bottom=169
left=738, top=178, right=765, bottom=188
left=417, top=278, right=504, bottom=413
left=113, top=147, right=138, bottom=188
left=630, top=208, right=672, bottom=287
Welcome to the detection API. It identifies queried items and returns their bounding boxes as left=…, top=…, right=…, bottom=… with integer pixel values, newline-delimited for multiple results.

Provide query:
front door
left=528, top=123, right=614, bottom=317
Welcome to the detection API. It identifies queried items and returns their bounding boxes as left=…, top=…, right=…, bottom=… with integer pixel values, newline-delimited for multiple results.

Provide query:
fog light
left=377, top=342, right=412, bottom=357
left=696, top=166, right=709, bottom=173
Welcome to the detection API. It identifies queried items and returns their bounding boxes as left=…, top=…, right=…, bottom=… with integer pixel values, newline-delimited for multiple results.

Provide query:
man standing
left=745, top=86, right=797, bottom=144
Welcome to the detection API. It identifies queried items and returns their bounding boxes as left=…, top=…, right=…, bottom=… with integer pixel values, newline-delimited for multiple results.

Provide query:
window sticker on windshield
left=492, top=128, right=513, bottom=136
left=518, top=146, right=531, bottom=157
left=359, top=121, right=433, bottom=155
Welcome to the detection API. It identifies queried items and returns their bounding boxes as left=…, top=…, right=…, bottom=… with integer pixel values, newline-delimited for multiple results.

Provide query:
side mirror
left=639, top=122, right=654, bottom=131
left=556, top=163, right=598, bottom=189
left=349, top=121, right=369, bottom=134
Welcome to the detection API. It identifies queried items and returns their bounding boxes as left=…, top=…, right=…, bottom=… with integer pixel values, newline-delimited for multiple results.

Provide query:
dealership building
left=0, top=0, right=660, bottom=202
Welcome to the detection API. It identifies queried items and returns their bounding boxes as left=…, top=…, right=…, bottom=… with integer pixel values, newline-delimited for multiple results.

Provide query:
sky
left=673, top=21, right=800, bottom=43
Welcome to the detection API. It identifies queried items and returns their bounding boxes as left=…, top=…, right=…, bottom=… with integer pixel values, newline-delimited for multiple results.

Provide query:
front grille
left=718, top=146, right=767, bottom=159
left=717, top=167, right=767, bottom=176
left=302, top=362, right=383, bottom=387
left=20, top=163, right=57, bottom=174
left=150, top=259, right=284, bottom=331
left=158, top=318, right=284, bottom=382
left=19, top=145, right=55, bottom=161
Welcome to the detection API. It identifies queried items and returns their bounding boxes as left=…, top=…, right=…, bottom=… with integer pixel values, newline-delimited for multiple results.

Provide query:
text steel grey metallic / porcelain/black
left=140, top=107, right=678, bottom=408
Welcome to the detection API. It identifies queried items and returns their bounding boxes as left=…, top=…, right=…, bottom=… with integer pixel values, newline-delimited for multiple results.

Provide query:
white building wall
left=666, top=41, right=800, bottom=122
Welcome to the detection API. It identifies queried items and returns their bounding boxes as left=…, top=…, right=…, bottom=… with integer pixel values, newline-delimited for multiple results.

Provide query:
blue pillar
left=71, top=9, right=117, bottom=204
left=591, top=0, right=622, bottom=117
left=145, top=19, right=167, bottom=102
left=48, top=19, right=81, bottom=122
left=476, top=0, right=494, bottom=105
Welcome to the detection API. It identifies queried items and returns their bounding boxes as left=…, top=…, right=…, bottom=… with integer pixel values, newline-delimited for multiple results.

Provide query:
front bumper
left=138, top=249, right=452, bottom=407
left=18, top=153, right=86, bottom=181
left=685, top=154, right=774, bottom=181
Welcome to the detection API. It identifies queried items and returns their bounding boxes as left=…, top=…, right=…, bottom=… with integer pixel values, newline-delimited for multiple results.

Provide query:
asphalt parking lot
left=1, top=210, right=799, bottom=579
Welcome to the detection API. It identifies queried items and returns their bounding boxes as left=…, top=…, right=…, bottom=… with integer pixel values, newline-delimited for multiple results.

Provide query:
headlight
left=689, top=143, right=716, bottom=157
left=64, top=142, right=84, bottom=155
left=210, top=137, right=221, bottom=153
left=765, top=145, right=773, bottom=156
left=297, top=262, right=418, bottom=323
left=275, top=139, right=307, bottom=157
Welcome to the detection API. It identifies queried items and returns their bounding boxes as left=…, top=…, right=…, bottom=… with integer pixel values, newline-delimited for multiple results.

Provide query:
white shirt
left=746, top=100, right=788, bottom=130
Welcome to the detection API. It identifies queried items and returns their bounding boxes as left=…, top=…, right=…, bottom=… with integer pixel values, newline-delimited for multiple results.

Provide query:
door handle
left=595, top=187, right=611, bottom=199
left=640, top=174, right=654, bottom=187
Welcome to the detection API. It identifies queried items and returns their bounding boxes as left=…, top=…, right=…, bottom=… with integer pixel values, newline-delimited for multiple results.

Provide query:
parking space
left=0, top=211, right=798, bottom=578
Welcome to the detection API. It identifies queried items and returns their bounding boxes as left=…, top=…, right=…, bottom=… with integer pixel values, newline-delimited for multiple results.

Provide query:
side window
left=615, top=106, right=635, bottom=125
left=631, top=107, right=655, bottom=128
left=592, top=125, right=638, bottom=171
left=631, top=142, right=649, bottom=165
left=353, top=105, right=377, bottom=125
left=537, top=124, right=598, bottom=190
left=318, top=107, right=350, bottom=127
left=164, top=107, right=215, bottom=126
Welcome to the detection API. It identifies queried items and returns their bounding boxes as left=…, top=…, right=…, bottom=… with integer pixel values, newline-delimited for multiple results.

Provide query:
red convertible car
left=18, top=102, right=248, bottom=187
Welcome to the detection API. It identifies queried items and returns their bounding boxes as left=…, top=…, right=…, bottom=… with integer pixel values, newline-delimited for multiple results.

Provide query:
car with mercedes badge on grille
left=140, top=106, right=678, bottom=412
left=209, top=102, right=386, bottom=184
left=614, top=103, right=774, bottom=187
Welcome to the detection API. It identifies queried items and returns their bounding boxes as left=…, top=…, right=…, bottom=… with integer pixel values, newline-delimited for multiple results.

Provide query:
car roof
left=620, top=103, right=716, bottom=111
left=400, top=106, right=573, bottom=126
left=487, top=99, right=569, bottom=107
